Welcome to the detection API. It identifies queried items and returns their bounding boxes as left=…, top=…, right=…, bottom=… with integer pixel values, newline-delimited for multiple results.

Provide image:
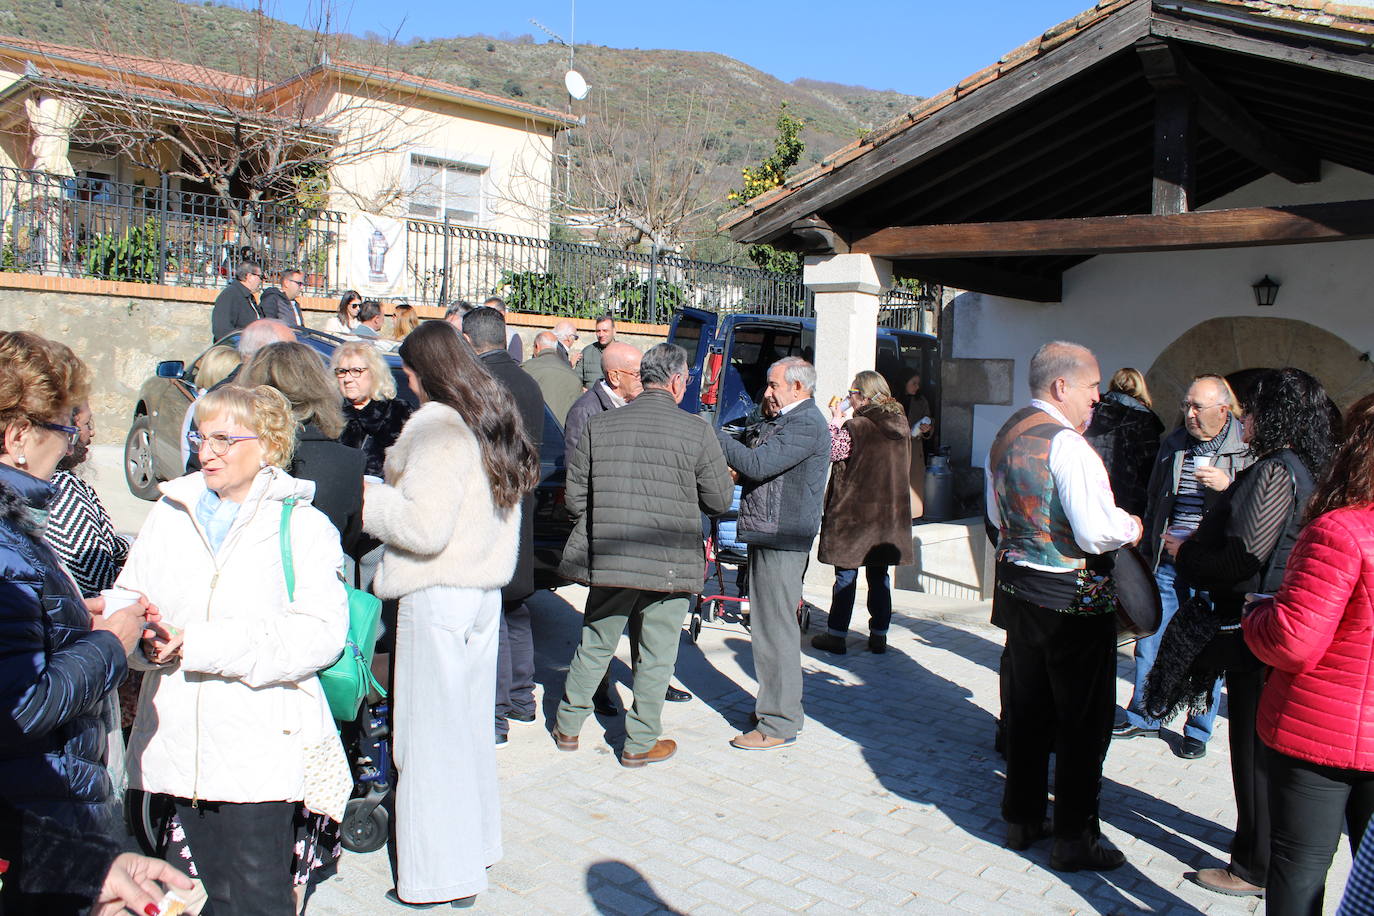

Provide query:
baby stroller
left=689, top=485, right=814, bottom=643
left=126, top=697, right=393, bottom=856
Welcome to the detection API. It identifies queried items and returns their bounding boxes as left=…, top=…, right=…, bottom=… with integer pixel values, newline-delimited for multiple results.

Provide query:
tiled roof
left=0, top=34, right=576, bottom=127
left=315, top=62, right=579, bottom=126
left=720, top=0, right=1374, bottom=231
left=0, top=35, right=255, bottom=93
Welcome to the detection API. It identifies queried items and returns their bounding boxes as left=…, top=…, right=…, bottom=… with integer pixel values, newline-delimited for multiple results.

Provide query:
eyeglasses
left=34, top=419, right=80, bottom=446
left=334, top=367, right=370, bottom=378
left=1181, top=401, right=1225, bottom=413
left=187, top=431, right=259, bottom=456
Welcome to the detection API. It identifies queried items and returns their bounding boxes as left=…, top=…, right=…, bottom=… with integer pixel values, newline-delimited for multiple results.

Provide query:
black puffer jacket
left=559, top=388, right=733, bottom=592
left=0, top=464, right=125, bottom=839
left=340, top=397, right=414, bottom=479
left=1084, top=391, right=1164, bottom=518
left=719, top=400, right=831, bottom=552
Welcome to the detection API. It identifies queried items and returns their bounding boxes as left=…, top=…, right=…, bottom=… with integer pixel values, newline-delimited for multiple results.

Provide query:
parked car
left=123, top=327, right=573, bottom=587
left=667, top=307, right=941, bottom=440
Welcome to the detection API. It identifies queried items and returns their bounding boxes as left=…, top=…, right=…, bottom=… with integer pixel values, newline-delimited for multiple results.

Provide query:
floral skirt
left=164, top=805, right=341, bottom=887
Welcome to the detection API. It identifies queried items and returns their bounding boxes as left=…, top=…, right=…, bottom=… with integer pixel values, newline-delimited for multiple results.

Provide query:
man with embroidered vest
left=717, top=356, right=831, bottom=752
left=987, top=341, right=1142, bottom=872
left=552, top=344, right=733, bottom=767
left=1114, top=374, right=1252, bottom=760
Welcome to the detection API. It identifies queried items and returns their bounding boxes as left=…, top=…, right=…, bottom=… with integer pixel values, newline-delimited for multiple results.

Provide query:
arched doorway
left=1145, top=317, right=1374, bottom=420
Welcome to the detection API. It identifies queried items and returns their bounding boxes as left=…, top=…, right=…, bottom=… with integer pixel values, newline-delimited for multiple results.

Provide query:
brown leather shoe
left=1189, top=867, right=1264, bottom=897
left=551, top=729, right=579, bottom=752
left=729, top=729, right=796, bottom=751
left=620, top=738, right=676, bottom=768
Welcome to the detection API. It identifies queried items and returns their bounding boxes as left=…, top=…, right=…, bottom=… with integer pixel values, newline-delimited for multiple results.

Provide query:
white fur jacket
left=363, top=401, right=520, bottom=598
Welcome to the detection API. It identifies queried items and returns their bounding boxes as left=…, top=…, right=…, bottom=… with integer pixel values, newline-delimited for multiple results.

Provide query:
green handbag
left=280, top=498, right=386, bottom=721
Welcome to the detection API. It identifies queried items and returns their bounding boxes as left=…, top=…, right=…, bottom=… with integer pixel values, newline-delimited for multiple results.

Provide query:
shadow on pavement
left=759, top=606, right=1224, bottom=913
left=585, top=860, right=684, bottom=915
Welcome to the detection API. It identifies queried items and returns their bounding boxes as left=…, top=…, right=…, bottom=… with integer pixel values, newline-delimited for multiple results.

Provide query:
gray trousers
left=750, top=546, right=808, bottom=739
left=495, top=599, right=535, bottom=737
left=556, top=587, right=688, bottom=754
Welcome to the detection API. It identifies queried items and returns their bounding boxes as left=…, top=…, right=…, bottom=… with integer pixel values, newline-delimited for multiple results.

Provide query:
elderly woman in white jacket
left=119, top=385, right=349, bottom=916
left=364, top=320, right=538, bottom=908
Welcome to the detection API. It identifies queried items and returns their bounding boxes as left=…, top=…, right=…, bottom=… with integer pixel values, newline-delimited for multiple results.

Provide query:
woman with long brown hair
left=812, top=370, right=913, bottom=655
left=1244, top=391, right=1374, bottom=913
left=362, top=320, right=537, bottom=908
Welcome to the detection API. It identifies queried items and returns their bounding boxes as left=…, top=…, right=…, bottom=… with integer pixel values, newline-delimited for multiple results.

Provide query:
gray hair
left=444, top=301, right=472, bottom=320
left=771, top=355, right=816, bottom=394
left=1028, top=341, right=1094, bottom=396
left=238, top=319, right=291, bottom=357
left=533, top=330, right=558, bottom=352
left=640, top=342, right=689, bottom=388
left=235, top=261, right=261, bottom=282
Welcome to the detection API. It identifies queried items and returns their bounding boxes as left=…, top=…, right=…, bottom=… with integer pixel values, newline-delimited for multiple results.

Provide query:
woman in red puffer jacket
left=1244, top=391, right=1374, bottom=916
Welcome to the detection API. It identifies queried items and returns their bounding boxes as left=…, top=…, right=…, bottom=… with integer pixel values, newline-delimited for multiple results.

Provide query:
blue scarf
left=195, top=489, right=241, bottom=554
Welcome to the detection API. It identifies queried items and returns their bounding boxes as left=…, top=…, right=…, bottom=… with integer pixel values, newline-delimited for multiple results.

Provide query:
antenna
left=530, top=6, right=588, bottom=102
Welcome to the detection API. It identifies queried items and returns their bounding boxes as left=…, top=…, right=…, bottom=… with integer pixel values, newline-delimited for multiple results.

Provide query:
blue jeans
left=1123, top=561, right=1222, bottom=742
left=826, top=565, right=892, bottom=636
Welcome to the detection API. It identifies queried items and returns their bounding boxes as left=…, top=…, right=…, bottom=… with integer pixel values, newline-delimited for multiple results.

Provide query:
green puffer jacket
left=559, top=388, right=734, bottom=592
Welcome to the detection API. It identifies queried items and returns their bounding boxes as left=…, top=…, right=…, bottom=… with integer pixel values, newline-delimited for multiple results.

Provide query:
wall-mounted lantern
left=1252, top=275, right=1280, bottom=308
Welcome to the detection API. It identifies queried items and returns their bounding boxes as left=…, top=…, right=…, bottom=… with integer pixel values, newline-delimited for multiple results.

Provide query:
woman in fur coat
left=363, top=320, right=538, bottom=908
left=812, top=371, right=913, bottom=655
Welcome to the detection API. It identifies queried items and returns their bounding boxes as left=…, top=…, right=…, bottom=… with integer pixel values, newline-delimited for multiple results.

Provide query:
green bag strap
left=279, top=497, right=296, bottom=601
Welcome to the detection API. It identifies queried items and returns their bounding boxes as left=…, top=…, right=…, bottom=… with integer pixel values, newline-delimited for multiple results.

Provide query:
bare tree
left=555, top=88, right=727, bottom=252
left=41, top=1, right=423, bottom=246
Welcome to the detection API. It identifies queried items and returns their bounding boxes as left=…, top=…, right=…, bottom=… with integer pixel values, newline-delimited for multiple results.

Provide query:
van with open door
left=668, top=307, right=941, bottom=446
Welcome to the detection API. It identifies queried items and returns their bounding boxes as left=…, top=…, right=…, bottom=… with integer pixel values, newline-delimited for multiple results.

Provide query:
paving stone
left=299, top=587, right=1350, bottom=915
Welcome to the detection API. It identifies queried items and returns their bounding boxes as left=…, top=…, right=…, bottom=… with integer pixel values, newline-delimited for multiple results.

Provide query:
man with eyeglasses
left=1114, top=373, right=1253, bottom=759
left=210, top=262, right=264, bottom=341
left=258, top=267, right=306, bottom=328
left=563, top=342, right=643, bottom=454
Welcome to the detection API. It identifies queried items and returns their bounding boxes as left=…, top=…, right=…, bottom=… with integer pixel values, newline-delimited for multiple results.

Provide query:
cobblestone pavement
left=301, top=583, right=1354, bottom=915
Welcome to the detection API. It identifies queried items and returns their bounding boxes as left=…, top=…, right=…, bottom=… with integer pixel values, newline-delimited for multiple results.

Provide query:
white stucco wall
left=955, top=162, right=1374, bottom=462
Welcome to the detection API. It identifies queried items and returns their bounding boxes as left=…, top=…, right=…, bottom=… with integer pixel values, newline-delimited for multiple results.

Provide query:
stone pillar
left=803, top=253, right=892, bottom=405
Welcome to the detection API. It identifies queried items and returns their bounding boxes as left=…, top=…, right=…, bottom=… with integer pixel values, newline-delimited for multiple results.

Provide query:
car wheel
left=124, top=415, right=161, bottom=501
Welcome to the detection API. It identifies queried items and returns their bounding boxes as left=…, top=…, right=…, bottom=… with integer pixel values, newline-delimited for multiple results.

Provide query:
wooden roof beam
left=851, top=198, right=1374, bottom=259
left=897, top=259, right=1062, bottom=303
left=1136, top=38, right=1319, bottom=185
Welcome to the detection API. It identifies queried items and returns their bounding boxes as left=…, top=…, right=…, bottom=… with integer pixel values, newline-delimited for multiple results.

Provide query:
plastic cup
left=1193, top=456, right=1214, bottom=469
left=363, top=475, right=383, bottom=486
left=99, top=587, right=141, bottom=618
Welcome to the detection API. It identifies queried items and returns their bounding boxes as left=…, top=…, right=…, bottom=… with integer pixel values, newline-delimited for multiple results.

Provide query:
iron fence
left=0, top=165, right=939, bottom=333
left=405, top=219, right=940, bottom=331
left=0, top=166, right=343, bottom=293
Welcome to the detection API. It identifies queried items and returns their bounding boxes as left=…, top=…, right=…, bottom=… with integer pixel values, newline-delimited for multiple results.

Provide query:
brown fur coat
left=817, top=405, right=914, bottom=569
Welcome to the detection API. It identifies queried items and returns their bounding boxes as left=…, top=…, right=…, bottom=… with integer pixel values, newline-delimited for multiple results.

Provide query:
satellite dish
left=564, top=69, right=589, bottom=100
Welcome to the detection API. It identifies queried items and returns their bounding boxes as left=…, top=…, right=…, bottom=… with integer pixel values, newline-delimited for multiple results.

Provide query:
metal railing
left=0, top=166, right=342, bottom=293
left=406, top=219, right=940, bottom=331
left=0, top=165, right=940, bottom=333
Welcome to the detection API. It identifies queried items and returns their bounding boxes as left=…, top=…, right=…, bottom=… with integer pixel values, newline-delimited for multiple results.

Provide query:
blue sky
left=269, top=0, right=1096, bottom=97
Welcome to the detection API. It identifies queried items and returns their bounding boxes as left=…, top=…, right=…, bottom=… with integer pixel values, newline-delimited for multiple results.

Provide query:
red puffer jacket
left=1243, top=506, right=1374, bottom=770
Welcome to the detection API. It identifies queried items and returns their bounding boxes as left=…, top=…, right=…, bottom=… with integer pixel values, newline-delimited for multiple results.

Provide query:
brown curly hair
left=1307, top=392, right=1374, bottom=522
left=0, top=331, right=90, bottom=441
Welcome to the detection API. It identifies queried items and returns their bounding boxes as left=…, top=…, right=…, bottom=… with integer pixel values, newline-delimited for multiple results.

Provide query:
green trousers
left=556, top=587, right=689, bottom=754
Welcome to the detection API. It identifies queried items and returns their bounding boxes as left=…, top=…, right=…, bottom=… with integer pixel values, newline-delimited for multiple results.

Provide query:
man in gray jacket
left=553, top=343, right=733, bottom=767
left=717, top=356, right=830, bottom=751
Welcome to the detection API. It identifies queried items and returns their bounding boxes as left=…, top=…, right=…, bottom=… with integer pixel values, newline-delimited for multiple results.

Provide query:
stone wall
left=0, top=274, right=669, bottom=449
